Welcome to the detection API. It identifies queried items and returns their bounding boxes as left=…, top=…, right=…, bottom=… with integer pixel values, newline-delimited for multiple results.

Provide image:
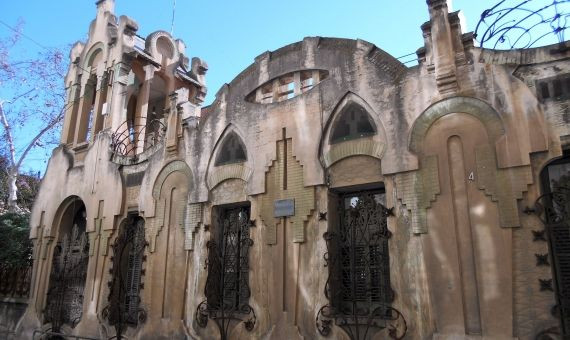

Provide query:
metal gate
left=317, top=190, right=406, bottom=340
left=196, top=205, right=256, bottom=340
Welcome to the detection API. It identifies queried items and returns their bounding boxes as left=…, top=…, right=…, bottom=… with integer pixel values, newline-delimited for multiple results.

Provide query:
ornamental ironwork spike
left=524, top=206, right=536, bottom=215
left=532, top=229, right=547, bottom=242
left=535, top=253, right=550, bottom=266
left=474, top=0, right=570, bottom=50
left=539, top=278, right=554, bottom=291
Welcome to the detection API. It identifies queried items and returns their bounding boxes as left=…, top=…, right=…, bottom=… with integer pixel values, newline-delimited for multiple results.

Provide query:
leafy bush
left=0, top=212, right=33, bottom=268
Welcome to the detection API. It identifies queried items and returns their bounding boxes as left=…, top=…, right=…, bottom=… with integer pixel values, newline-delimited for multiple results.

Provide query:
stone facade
left=11, top=0, right=570, bottom=339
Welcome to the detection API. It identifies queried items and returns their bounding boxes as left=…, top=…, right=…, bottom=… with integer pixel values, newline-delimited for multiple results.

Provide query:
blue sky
left=0, top=0, right=534, bottom=174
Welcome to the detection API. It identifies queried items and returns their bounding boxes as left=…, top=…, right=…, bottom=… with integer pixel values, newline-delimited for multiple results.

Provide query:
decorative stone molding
left=184, top=203, right=202, bottom=250
left=261, top=138, right=315, bottom=244
left=149, top=198, right=165, bottom=253
left=410, top=97, right=505, bottom=153
left=151, top=160, right=192, bottom=199
left=322, top=138, right=385, bottom=168
left=88, top=203, right=105, bottom=256
left=149, top=160, right=193, bottom=252
left=207, top=164, right=252, bottom=189
left=145, top=31, right=178, bottom=65
left=475, top=145, right=532, bottom=228
left=395, top=155, right=441, bottom=234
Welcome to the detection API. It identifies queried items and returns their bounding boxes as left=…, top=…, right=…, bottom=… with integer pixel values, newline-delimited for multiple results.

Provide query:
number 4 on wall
left=468, top=171, right=475, bottom=181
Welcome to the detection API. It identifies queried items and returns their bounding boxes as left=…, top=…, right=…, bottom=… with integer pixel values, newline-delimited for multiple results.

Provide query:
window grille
left=103, top=215, right=147, bottom=337
left=196, top=205, right=256, bottom=339
left=317, top=190, right=406, bottom=340
left=215, top=133, right=247, bottom=166
left=535, top=155, right=570, bottom=336
left=330, top=104, right=376, bottom=144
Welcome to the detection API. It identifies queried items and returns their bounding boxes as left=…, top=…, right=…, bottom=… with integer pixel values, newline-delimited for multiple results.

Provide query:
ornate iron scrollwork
left=474, top=0, right=570, bottom=50
left=111, top=118, right=166, bottom=157
left=195, top=206, right=256, bottom=340
left=317, top=191, right=407, bottom=340
left=44, top=208, right=90, bottom=333
left=102, top=215, right=147, bottom=339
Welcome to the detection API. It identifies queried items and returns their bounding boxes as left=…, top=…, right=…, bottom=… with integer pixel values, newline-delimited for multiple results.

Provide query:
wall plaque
left=274, top=199, right=295, bottom=217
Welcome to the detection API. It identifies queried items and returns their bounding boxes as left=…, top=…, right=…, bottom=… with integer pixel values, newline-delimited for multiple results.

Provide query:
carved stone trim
left=148, top=198, right=165, bottom=253
left=184, top=203, right=202, bottom=250
left=207, top=164, right=252, bottom=189
left=152, top=160, right=192, bottom=199
left=323, top=139, right=385, bottom=168
left=475, top=145, right=532, bottom=227
left=410, top=97, right=505, bottom=153
left=395, top=155, right=441, bottom=234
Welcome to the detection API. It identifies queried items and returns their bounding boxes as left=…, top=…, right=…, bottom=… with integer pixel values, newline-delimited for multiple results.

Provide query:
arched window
left=330, top=103, right=376, bottom=143
left=215, top=133, right=247, bottom=166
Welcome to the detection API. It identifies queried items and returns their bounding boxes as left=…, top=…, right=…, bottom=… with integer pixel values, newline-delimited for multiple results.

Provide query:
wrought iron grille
left=0, top=265, right=32, bottom=298
left=317, top=191, right=406, bottom=340
left=44, top=208, right=90, bottom=333
left=102, top=215, right=147, bottom=339
left=535, top=177, right=570, bottom=336
left=111, top=118, right=166, bottom=157
left=196, top=206, right=256, bottom=340
left=475, top=0, right=570, bottom=50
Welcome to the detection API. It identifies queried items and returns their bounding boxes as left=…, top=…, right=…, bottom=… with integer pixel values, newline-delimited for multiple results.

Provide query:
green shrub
left=0, top=212, right=33, bottom=268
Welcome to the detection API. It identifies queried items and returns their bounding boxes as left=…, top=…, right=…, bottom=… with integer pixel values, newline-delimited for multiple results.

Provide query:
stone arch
left=206, top=124, right=252, bottom=190
left=152, top=160, right=192, bottom=200
left=320, top=92, right=387, bottom=168
left=409, top=96, right=505, bottom=154
left=83, top=42, right=105, bottom=70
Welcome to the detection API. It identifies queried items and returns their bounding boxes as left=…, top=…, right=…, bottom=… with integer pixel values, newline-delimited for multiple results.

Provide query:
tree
left=0, top=23, right=68, bottom=211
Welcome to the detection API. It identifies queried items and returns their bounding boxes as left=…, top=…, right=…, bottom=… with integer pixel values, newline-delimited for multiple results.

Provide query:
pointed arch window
left=330, top=103, right=376, bottom=144
left=215, top=132, right=247, bottom=166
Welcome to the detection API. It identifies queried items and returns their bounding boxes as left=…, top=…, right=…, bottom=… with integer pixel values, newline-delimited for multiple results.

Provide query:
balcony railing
left=111, top=118, right=166, bottom=159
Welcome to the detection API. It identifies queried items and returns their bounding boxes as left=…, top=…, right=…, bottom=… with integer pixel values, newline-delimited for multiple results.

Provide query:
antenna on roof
left=170, top=0, right=176, bottom=35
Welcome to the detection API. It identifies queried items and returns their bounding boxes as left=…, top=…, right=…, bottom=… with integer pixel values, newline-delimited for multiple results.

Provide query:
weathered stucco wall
left=11, top=0, right=570, bottom=339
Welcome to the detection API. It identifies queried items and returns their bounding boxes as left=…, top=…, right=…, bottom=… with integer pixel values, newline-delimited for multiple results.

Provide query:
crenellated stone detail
left=261, top=138, right=315, bottom=244
left=88, top=202, right=105, bottom=256
left=184, top=203, right=202, bottom=250
left=475, top=145, right=533, bottom=227
left=207, top=164, right=252, bottom=189
left=323, top=139, right=385, bottom=168
left=148, top=198, right=166, bottom=252
left=395, top=155, right=441, bottom=234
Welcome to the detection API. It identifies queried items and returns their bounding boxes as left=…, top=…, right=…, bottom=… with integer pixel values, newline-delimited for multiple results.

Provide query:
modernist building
left=12, top=0, right=570, bottom=338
